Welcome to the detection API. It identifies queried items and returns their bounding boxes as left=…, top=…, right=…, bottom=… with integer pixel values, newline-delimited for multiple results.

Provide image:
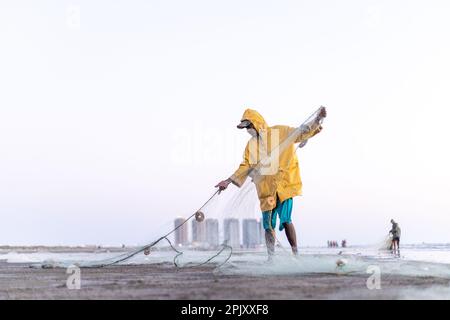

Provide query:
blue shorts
left=262, top=198, right=293, bottom=231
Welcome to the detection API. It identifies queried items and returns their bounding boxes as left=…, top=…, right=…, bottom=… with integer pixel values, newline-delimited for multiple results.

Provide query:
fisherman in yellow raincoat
left=216, top=107, right=326, bottom=257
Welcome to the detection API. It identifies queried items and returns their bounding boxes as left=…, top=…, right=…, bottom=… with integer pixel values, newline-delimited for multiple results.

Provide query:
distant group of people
left=327, top=240, right=347, bottom=248
left=327, top=241, right=338, bottom=248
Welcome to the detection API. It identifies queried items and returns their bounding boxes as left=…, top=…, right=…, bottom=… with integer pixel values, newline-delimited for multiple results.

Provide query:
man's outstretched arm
left=291, top=107, right=327, bottom=143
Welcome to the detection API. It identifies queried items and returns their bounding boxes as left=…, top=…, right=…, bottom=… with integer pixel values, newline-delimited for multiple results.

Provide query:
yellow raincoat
left=230, top=109, right=322, bottom=212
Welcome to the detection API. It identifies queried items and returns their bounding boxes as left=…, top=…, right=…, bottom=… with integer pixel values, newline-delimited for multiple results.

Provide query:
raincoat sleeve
left=229, top=142, right=252, bottom=188
left=288, top=123, right=322, bottom=143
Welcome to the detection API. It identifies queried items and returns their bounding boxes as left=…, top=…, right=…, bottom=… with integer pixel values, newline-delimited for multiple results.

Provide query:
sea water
left=2, top=244, right=450, bottom=279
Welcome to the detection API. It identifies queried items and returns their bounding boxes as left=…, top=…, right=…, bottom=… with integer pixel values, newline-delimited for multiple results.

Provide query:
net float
left=195, top=211, right=205, bottom=222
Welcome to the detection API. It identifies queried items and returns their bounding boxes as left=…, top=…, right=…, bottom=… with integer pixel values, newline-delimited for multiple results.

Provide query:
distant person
left=389, top=219, right=401, bottom=256
left=215, top=108, right=327, bottom=258
left=341, top=239, right=347, bottom=248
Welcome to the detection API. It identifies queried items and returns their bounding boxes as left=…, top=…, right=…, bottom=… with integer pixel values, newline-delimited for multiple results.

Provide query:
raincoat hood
left=241, top=109, right=268, bottom=133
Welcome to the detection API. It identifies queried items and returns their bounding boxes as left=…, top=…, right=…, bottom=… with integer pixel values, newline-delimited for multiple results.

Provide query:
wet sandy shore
left=1, top=261, right=450, bottom=299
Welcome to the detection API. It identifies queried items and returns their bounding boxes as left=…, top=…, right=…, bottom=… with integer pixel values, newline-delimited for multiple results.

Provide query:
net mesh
left=32, top=107, right=326, bottom=270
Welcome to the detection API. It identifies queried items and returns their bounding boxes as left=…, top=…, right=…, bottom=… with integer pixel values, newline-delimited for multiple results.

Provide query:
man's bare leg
left=394, top=240, right=400, bottom=256
left=265, top=230, right=275, bottom=258
left=392, top=240, right=399, bottom=256
left=283, top=222, right=298, bottom=255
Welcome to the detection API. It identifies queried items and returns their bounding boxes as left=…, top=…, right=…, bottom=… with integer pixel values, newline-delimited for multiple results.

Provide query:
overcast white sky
left=1, top=0, right=450, bottom=246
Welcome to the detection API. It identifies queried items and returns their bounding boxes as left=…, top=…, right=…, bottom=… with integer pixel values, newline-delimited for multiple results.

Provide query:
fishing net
left=30, top=107, right=326, bottom=270
left=378, top=234, right=394, bottom=251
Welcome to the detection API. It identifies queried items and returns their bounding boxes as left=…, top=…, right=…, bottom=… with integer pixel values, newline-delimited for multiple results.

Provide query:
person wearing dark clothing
left=389, top=219, right=401, bottom=256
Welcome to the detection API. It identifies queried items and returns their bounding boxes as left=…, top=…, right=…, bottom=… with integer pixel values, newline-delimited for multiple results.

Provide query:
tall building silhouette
left=224, top=218, right=240, bottom=248
left=192, top=219, right=206, bottom=244
left=205, top=218, right=219, bottom=248
left=243, top=219, right=259, bottom=248
left=174, top=217, right=188, bottom=246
